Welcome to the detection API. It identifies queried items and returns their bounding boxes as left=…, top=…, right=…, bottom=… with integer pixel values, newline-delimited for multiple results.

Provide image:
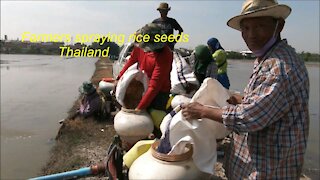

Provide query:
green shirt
left=212, top=49, right=227, bottom=74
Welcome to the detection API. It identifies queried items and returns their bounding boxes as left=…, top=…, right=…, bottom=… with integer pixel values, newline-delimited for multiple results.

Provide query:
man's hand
left=181, top=102, right=204, bottom=120
left=227, top=94, right=243, bottom=105
left=134, top=108, right=142, bottom=113
left=182, top=102, right=224, bottom=123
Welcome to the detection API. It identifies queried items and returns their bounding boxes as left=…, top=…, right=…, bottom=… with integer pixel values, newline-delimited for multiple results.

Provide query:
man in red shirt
left=116, top=23, right=173, bottom=112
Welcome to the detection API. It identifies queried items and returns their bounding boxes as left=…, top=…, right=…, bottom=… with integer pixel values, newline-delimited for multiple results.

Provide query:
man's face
left=159, top=10, right=168, bottom=17
left=240, top=17, right=277, bottom=51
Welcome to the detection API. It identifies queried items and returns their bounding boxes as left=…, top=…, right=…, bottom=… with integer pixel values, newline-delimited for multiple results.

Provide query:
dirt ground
left=41, top=58, right=313, bottom=179
left=40, top=58, right=113, bottom=177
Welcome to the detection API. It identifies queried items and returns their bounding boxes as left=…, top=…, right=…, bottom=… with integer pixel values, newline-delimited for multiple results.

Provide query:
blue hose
left=29, top=167, right=92, bottom=180
left=29, top=136, right=122, bottom=180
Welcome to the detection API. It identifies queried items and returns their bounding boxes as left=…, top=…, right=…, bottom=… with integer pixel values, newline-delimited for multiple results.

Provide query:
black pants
left=148, top=92, right=172, bottom=112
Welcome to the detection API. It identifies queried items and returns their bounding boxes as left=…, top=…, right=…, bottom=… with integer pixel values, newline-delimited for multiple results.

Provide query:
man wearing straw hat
left=181, top=0, right=309, bottom=179
left=152, top=2, right=184, bottom=50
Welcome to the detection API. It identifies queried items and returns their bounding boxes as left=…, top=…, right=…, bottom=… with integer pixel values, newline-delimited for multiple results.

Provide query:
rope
left=120, top=107, right=143, bottom=114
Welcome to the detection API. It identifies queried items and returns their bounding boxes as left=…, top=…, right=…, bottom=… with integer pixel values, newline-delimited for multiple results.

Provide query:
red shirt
left=117, top=45, right=173, bottom=110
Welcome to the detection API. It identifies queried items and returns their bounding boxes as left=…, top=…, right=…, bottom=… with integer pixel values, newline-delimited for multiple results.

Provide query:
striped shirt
left=222, top=40, right=309, bottom=179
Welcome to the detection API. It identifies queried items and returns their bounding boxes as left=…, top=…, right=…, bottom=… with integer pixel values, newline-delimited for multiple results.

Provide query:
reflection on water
left=1, top=54, right=98, bottom=179
left=0, top=55, right=319, bottom=179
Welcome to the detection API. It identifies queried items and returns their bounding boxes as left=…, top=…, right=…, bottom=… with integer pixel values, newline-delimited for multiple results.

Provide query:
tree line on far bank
left=0, top=38, right=120, bottom=58
left=1, top=39, right=319, bottom=62
left=226, top=51, right=320, bottom=62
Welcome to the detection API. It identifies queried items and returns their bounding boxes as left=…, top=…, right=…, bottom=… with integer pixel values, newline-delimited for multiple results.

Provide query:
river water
left=0, top=55, right=319, bottom=179
left=1, top=54, right=97, bottom=179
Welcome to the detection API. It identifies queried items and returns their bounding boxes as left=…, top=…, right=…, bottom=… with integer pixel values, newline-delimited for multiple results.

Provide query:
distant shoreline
left=1, top=53, right=319, bottom=67
left=230, top=59, right=320, bottom=67
left=305, top=61, right=320, bottom=67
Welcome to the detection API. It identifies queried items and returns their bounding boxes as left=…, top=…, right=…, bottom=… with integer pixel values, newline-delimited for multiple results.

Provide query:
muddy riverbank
left=41, top=58, right=116, bottom=178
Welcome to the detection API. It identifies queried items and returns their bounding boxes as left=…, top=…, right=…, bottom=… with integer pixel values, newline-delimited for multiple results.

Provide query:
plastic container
left=129, top=140, right=210, bottom=179
left=114, top=108, right=154, bottom=145
left=98, top=80, right=114, bottom=94
left=123, top=139, right=155, bottom=168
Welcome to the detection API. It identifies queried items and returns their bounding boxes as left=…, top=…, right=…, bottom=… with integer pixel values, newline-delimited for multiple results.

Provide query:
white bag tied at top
left=115, top=63, right=149, bottom=107
left=160, top=78, right=231, bottom=174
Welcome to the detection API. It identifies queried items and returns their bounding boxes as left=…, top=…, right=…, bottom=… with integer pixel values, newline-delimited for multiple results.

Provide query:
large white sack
left=115, top=63, right=149, bottom=107
left=160, top=78, right=231, bottom=174
left=170, top=95, right=191, bottom=109
left=170, top=51, right=199, bottom=97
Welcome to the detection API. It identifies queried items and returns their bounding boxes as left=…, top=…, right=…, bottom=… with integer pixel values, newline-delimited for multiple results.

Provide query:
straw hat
left=227, top=0, right=291, bottom=31
left=157, top=2, right=171, bottom=11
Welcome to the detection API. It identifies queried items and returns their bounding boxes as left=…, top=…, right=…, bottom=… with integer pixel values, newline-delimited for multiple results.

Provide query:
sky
left=1, top=0, right=319, bottom=53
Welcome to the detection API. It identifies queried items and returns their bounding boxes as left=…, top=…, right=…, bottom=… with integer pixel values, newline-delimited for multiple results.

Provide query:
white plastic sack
left=170, top=95, right=191, bottom=109
left=115, top=63, right=149, bottom=107
left=170, top=51, right=199, bottom=97
left=160, top=78, right=231, bottom=174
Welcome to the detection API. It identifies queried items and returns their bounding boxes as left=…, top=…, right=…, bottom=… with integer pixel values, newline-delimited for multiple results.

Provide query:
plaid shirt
left=222, top=40, right=309, bottom=179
